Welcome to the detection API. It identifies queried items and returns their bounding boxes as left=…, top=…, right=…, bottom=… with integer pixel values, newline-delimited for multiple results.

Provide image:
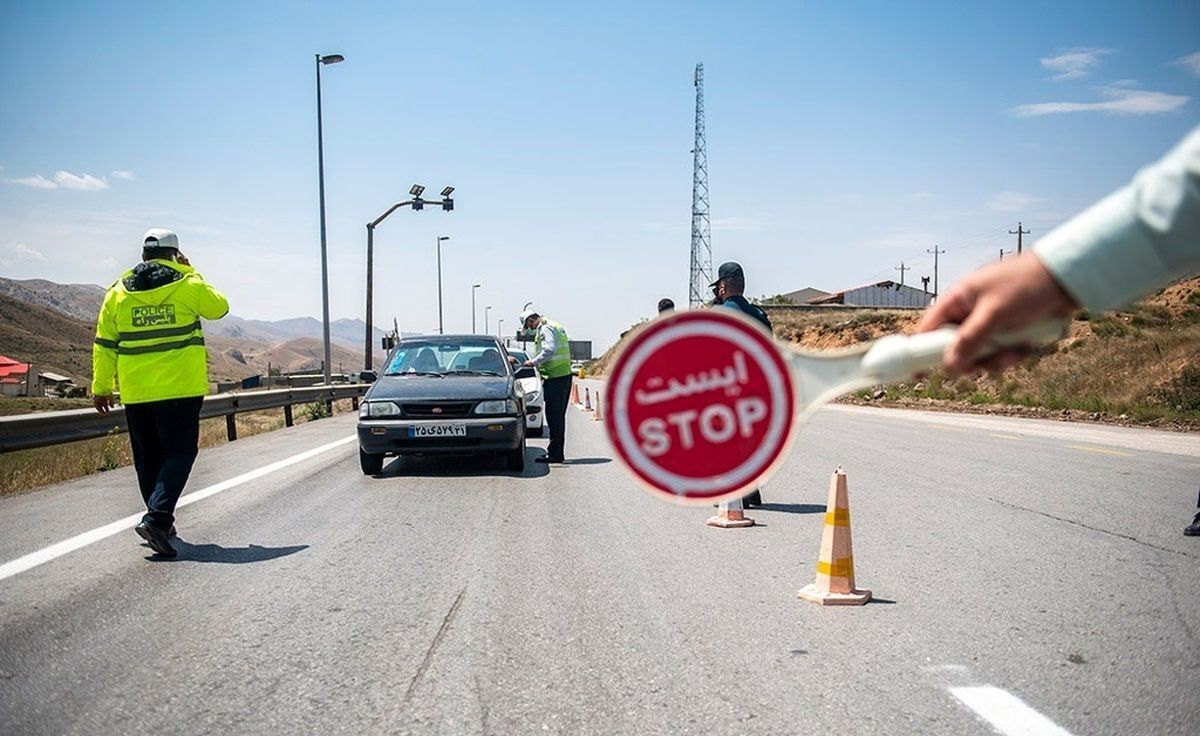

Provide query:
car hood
left=366, top=375, right=512, bottom=402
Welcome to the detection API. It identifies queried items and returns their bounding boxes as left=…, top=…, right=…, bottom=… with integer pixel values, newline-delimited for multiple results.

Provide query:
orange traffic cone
left=798, top=467, right=871, bottom=605
left=570, top=383, right=581, bottom=406
left=706, top=496, right=755, bottom=529
left=592, top=390, right=603, bottom=421
left=584, top=387, right=592, bottom=411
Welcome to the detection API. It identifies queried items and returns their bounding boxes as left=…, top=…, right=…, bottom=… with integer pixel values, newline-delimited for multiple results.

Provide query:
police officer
left=92, top=229, right=229, bottom=557
left=520, top=309, right=572, bottom=464
left=711, top=261, right=772, bottom=508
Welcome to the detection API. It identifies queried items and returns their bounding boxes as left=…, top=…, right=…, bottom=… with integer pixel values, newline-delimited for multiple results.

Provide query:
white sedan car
left=507, top=349, right=545, bottom=437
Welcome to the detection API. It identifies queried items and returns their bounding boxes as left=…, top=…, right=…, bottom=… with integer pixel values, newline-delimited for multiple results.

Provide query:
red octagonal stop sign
left=605, top=309, right=798, bottom=505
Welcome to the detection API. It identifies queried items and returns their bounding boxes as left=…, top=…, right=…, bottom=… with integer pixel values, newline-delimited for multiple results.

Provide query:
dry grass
left=0, top=398, right=358, bottom=497
left=590, top=279, right=1200, bottom=430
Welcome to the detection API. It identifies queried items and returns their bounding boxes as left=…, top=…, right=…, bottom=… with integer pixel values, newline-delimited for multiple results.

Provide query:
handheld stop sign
left=605, top=309, right=1065, bottom=505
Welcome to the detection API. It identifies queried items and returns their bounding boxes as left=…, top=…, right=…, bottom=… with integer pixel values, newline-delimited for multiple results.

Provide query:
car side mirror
left=525, top=404, right=542, bottom=416
left=359, top=370, right=377, bottom=383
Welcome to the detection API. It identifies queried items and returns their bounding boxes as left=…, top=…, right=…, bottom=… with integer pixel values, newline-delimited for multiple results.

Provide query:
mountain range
left=0, top=276, right=396, bottom=383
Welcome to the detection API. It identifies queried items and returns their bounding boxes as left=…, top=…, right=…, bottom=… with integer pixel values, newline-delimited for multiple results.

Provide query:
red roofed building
left=0, top=355, right=32, bottom=396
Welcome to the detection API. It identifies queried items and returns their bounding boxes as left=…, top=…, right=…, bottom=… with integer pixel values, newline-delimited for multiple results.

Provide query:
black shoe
left=136, top=522, right=177, bottom=557
left=743, top=491, right=763, bottom=508
left=168, top=526, right=177, bottom=539
left=1185, top=512, right=1200, bottom=537
left=535, top=455, right=564, bottom=464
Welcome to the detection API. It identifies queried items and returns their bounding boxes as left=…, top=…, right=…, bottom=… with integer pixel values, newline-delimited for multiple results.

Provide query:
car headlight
left=361, top=401, right=401, bottom=418
left=474, top=399, right=517, bottom=415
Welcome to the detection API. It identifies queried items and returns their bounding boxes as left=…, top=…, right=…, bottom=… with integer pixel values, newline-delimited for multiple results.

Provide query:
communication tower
left=689, top=62, right=713, bottom=307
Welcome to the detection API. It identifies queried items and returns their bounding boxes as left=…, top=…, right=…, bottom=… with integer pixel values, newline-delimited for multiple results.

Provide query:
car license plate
left=409, top=423, right=467, bottom=438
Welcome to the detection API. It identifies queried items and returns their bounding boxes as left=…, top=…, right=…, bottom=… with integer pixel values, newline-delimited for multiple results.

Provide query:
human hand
left=916, top=254, right=1077, bottom=375
left=93, top=394, right=113, bottom=414
left=523, top=360, right=534, bottom=367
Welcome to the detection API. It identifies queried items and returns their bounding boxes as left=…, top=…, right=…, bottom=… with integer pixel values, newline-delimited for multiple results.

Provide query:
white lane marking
left=0, top=435, right=357, bottom=583
left=949, top=685, right=1074, bottom=736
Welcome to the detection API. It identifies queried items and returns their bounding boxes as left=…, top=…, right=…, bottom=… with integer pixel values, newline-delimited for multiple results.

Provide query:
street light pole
left=485, top=305, right=492, bottom=335
left=471, top=283, right=481, bottom=333
left=437, top=236, right=450, bottom=334
left=315, top=52, right=344, bottom=385
left=497, top=318, right=504, bottom=339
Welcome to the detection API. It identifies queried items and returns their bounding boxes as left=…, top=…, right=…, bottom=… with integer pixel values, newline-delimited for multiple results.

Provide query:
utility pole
left=1009, top=222, right=1030, bottom=254
left=920, top=276, right=931, bottom=294
left=999, top=248, right=1013, bottom=261
left=927, top=246, right=946, bottom=299
left=894, top=261, right=910, bottom=287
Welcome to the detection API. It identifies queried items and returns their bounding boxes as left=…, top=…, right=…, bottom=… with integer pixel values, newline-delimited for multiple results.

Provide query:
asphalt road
left=1, top=395, right=1197, bottom=735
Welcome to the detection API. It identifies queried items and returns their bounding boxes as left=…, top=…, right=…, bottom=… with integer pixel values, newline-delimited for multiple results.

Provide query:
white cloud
left=711, top=217, right=765, bottom=232
left=8, top=174, right=57, bottom=189
left=988, top=191, right=1040, bottom=212
left=1040, top=48, right=1114, bottom=81
left=1013, top=85, right=1189, bottom=117
left=4, top=243, right=47, bottom=262
left=5, top=170, right=112, bottom=190
left=1173, top=51, right=1200, bottom=78
left=54, top=171, right=109, bottom=190
left=110, top=170, right=136, bottom=180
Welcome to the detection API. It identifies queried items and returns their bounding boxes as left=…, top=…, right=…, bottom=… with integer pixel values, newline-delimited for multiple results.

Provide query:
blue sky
left=2, top=1, right=1198, bottom=352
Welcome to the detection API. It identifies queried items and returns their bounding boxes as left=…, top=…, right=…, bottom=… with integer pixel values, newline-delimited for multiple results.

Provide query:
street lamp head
left=441, top=186, right=455, bottom=197
left=438, top=235, right=450, bottom=243
left=410, top=184, right=425, bottom=197
left=319, top=54, right=345, bottom=65
left=473, top=283, right=481, bottom=288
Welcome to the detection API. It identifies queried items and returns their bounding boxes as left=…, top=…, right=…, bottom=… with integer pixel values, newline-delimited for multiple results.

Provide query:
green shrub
left=300, top=401, right=332, bottom=422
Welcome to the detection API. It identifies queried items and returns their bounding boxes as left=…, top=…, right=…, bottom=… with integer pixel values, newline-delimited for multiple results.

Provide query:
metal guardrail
left=0, top=384, right=371, bottom=453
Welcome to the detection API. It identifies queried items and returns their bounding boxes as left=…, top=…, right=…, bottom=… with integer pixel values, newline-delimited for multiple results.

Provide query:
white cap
left=520, top=309, right=538, bottom=324
left=142, top=228, right=180, bottom=250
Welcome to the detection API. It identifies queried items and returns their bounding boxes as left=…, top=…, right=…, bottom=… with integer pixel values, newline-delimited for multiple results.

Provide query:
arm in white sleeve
left=531, top=323, right=557, bottom=365
left=1034, top=125, right=1200, bottom=312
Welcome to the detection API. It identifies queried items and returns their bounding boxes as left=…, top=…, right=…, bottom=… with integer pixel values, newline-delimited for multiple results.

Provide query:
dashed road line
left=989, top=433, right=1025, bottom=441
left=1065, top=444, right=1134, bottom=457
left=0, top=434, right=357, bottom=583
left=950, top=685, right=1073, bottom=735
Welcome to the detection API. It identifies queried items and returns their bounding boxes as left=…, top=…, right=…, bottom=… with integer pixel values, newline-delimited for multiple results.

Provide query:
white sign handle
left=859, top=319, right=1068, bottom=385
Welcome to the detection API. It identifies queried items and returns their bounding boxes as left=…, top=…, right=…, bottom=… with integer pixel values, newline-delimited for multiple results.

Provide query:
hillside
left=590, top=277, right=1200, bottom=430
left=0, top=277, right=105, bottom=323
left=0, top=292, right=369, bottom=386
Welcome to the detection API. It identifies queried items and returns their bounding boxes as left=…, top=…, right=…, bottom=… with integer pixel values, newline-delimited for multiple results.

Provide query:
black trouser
left=543, top=375, right=572, bottom=461
left=124, top=396, right=203, bottom=531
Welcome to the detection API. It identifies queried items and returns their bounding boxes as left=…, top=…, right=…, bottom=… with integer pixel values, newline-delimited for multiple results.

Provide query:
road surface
left=1, top=395, right=1197, bottom=735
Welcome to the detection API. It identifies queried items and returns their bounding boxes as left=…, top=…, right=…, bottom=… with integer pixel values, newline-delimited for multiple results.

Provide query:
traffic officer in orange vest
left=92, top=229, right=229, bottom=557
left=520, top=309, right=572, bottom=464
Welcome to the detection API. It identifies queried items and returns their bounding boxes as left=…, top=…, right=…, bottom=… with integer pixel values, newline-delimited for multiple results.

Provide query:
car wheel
left=506, top=441, right=526, bottom=472
left=527, top=424, right=544, bottom=438
left=360, top=449, right=384, bottom=475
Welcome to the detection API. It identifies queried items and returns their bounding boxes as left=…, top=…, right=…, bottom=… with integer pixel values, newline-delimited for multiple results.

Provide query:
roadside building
left=807, top=280, right=933, bottom=309
left=778, top=287, right=831, bottom=305
left=0, top=355, right=32, bottom=397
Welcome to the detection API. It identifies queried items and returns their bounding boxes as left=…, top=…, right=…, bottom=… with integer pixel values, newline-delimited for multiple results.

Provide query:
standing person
left=657, top=297, right=675, bottom=314
left=917, top=125, right=1200, bottom=536
left=521, top=309, right=572, bottom=464
left=710, top=261, right=773, bottom=508
left=92, top=229, right=229, bottom=557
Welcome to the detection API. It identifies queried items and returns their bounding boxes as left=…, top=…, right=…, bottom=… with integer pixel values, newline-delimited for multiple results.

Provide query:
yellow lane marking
left=1065, top=444, right=1134, bottom=457
left=989, top=433, right=1024, bottom=441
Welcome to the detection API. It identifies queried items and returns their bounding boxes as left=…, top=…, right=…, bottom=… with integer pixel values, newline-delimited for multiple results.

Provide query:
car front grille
left=401, top=401, right=475, bottom=418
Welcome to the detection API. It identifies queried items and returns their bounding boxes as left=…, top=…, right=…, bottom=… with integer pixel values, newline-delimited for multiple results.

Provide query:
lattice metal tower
left=689, top=62, right=713, bottom=307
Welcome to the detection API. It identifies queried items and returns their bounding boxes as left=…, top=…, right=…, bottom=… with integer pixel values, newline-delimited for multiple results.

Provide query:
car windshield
left=384, top=340, right=509, bottom=376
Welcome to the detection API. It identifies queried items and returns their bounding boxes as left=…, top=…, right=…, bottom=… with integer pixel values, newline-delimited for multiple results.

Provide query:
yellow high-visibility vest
left=92, top=260, right=229, bottom=404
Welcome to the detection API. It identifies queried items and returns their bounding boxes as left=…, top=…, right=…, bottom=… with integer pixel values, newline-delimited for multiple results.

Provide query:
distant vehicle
left=571, top=360, right=586, bottom=376
left=356, top=335, right=540, bottom=475
left=506, top=349, right=545, bottom=437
